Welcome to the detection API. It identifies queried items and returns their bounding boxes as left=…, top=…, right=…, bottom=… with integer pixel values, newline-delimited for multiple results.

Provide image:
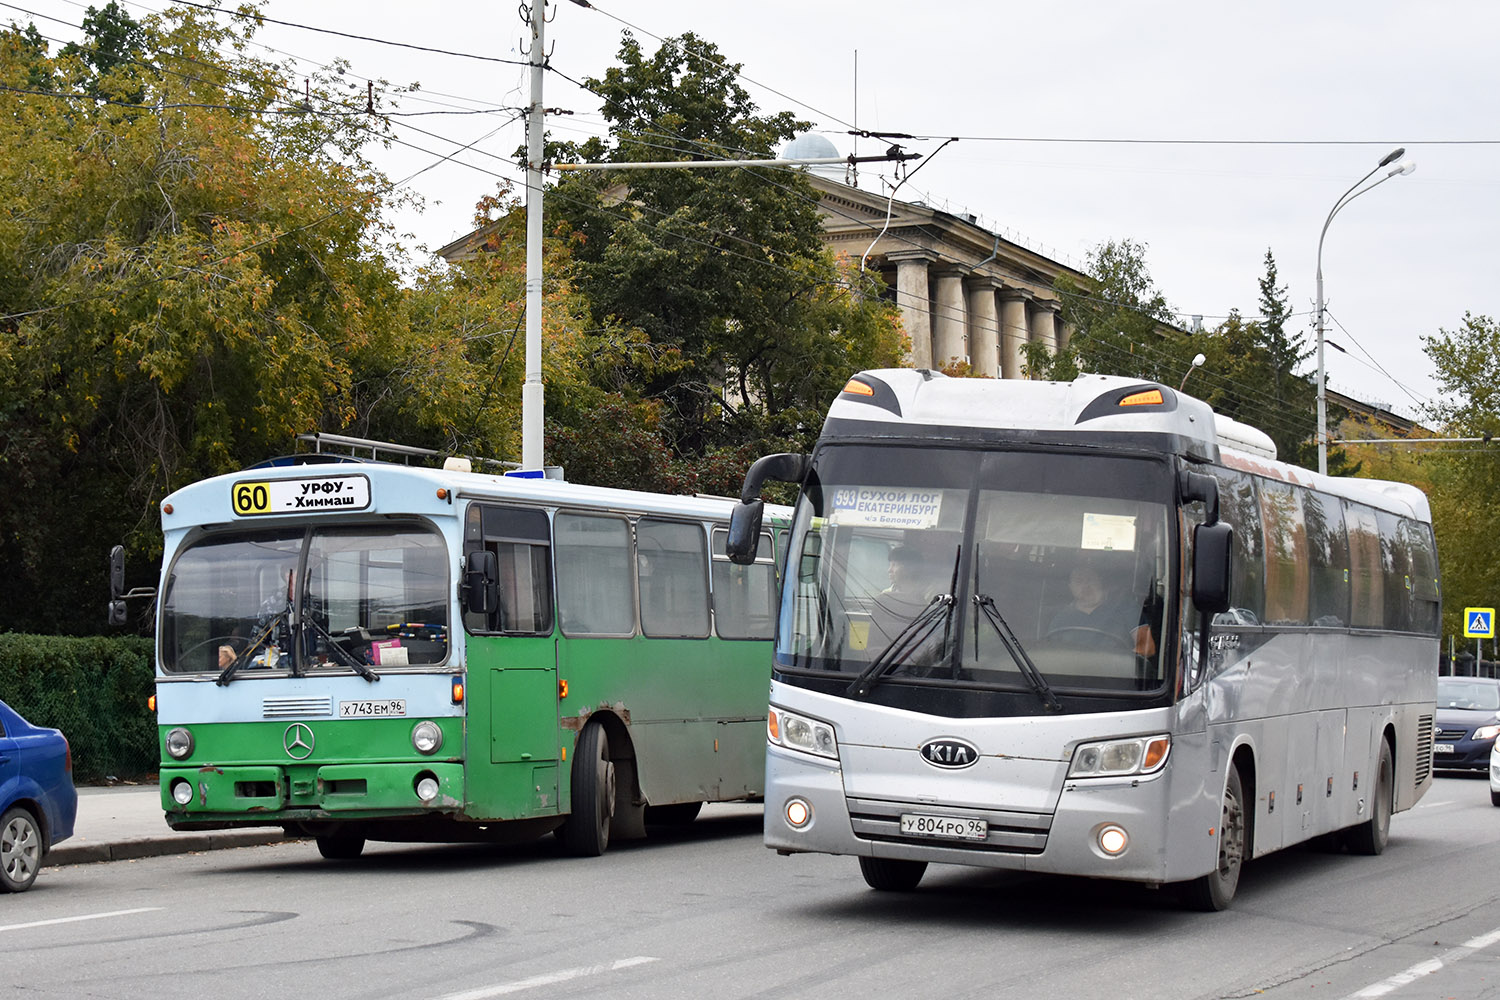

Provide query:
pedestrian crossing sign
left=1465, top=607, right=1495, bottom=638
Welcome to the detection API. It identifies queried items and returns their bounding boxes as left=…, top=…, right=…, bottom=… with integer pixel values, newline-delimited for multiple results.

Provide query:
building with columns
left=798, top=169, right=1081, bottom=377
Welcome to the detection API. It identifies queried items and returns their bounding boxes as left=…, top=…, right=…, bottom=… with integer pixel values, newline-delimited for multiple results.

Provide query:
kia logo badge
left=920, top=738, right=979, bottom=769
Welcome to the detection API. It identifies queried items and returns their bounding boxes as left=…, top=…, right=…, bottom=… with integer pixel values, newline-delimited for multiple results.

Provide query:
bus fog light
left=411, top=721, right=443, bottom=755
left=1097, top=824, right=1129, bottom=856
left=171, top=779, right=194, bottom=806
left=785, top=797, right=812, bottom=829
left=415, top=775, right=440, bottom=802
left=165, top=727, right=194, bottom=760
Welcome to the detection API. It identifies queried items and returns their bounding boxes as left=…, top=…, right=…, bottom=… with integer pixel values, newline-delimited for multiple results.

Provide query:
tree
left=1026, top=238, right=1182, bottom=384
left=545, top=32, right=903, bottom=464
left=0, top=8, right=514, bottom=633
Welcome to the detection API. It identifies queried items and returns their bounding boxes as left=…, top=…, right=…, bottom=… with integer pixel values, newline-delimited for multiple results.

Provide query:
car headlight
left=768, top=707, right=838, bottom=760
left=165, top=727, right=195, bottom=760
left=411, top=721, right=443, bottom=755
left=1476, top=725, right=1500, bottom=741
left=1069, top=735, right=1170, bottom=778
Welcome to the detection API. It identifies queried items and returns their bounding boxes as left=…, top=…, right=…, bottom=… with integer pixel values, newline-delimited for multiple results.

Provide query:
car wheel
left=0, top=805, right=44, bottom=893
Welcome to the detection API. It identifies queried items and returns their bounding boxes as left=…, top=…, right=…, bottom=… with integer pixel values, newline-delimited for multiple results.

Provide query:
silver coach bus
left=728, top=369, right=1438, bottom=909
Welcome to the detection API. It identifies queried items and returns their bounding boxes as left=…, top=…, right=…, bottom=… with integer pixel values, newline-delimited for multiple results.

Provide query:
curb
left=48, top=830, right=298, bottom=867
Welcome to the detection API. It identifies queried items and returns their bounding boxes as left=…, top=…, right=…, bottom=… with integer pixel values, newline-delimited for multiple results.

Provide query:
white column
left=931, top=268, right=969, bottom=370
left=891, top=252, right=935, bottom=369
left=966, top=277, right=1000, bottom=377
left=1029, top=299, right=1060, bottom=354
left=999, top=288, right=1033, bottom=379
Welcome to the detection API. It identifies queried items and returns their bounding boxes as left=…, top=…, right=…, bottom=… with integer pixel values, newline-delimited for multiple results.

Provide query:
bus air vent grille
left=263, top=696, right=333, bottom=719
left=1415, top=713, right=1434, bottom=784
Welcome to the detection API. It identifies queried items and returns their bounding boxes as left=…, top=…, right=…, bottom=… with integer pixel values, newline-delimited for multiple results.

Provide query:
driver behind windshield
left=1049, top=562, right=1157, bottom=656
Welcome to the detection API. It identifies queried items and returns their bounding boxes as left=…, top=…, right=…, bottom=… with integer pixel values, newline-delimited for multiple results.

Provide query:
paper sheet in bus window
left=1080, top=513, right=1136, bottom=551
left=828, top=487, right=943, bottom=529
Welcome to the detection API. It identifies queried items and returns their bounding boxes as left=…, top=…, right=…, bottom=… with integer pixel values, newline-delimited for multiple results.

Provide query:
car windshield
left=777, top=444, right=1173, bottom=717
left=161, top=523, right=450, bottom=675
left=1437, top=678, right=1500, bottom=711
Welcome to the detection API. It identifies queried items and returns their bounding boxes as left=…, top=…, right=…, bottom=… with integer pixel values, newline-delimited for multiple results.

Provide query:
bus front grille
left=846, top=796, right=1050, bottom=854
left=262, top=696, right=333, bottom=719
left=1415, top=713, right=1434, bottom=784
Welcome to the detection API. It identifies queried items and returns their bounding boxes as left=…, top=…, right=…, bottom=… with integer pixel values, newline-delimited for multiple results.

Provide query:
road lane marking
left=439, top=956, right=660, bottom=1000
left=0, top=907, right=161, bottom=934
left=1346, top=925, right=1500, bottom=998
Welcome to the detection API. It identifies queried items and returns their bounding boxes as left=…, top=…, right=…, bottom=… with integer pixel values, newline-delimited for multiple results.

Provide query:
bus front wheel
left=315, top=833, right=365, bottom=860
left=1346, top=739, right=1393, bottom=856
left=1183, top=766, right=1246, bottom=911
left=859, top=856, right=927, bottom=892
left=562, top=722, right=615, bottom=857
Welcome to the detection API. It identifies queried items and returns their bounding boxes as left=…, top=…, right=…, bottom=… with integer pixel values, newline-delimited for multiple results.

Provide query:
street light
left=1315, top=147, right=1416, bottom=475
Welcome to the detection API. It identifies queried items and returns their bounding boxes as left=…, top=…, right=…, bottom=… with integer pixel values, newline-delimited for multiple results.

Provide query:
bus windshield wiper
left=303, top=618, right=380, bottom=682
left=973, top=594, right=1062, bottom=713
left=216, top=602, right=291, bottom=687
left=846, top=594, right=955, bottom=698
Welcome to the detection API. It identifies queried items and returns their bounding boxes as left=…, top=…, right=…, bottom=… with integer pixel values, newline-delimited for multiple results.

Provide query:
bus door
left=463, top=503, right=560, bottom=818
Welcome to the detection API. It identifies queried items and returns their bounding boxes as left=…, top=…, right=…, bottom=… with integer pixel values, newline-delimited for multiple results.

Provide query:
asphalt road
left=8, top=776, right=1500, bottom=1000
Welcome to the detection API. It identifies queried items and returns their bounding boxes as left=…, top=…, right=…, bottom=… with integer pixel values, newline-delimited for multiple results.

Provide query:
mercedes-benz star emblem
left=284, top=723, right=315, bottom=760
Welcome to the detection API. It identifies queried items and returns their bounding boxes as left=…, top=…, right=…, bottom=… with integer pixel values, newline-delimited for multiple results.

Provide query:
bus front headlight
left=165, top=727, right=195, bottom=760
left=411, top=721, right=443, bottom=755
left=768, top=707, right=838, bottom=760
left=1069, top=735, right=1170, bottom=778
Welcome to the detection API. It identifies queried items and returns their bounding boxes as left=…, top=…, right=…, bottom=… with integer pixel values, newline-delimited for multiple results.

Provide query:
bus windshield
left=161, top=523, right=450, bottom=675
left=778, top=445, right=1172, bottom=715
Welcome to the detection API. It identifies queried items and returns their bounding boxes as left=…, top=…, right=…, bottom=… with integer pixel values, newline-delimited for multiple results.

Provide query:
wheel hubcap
left=2, top=817, right=39, bottom=882
left=1219, top=789, right=1244, bottom=877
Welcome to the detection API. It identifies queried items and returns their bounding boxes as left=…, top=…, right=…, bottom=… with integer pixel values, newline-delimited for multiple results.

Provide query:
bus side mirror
left=462, top=550, right=498, bottom=615
left=726, top=501, right=764, bottom=565
left=1178, top=469, right=1220, bottom=525
left=1192, top=522, right=1233, bottom=615
left=728, top=452, right=811, bottom=566
left=108, top=545, right=128, bottom=625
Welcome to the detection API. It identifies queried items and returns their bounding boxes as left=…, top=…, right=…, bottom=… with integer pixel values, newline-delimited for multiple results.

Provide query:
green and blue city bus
left=151, top=444, right=784, bottom=858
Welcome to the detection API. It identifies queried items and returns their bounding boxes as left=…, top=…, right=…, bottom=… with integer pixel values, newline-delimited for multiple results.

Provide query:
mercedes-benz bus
left=141, top=443, right=784, bottom=859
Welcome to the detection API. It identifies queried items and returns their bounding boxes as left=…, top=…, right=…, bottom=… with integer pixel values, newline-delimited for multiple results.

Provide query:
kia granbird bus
left=727, top=369, right=1438, bottom=909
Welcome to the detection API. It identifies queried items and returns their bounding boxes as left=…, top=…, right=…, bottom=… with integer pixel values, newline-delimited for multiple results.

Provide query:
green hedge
left=0, top=634, right=157, bottom=782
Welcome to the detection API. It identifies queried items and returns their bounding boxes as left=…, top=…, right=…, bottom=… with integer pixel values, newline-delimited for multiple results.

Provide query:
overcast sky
left=18, top=0, right=1500, bottom=422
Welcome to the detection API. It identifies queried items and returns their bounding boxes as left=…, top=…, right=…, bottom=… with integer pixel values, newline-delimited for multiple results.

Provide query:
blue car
left=0, top=699, right=77, bottom=892
left=1435, top=676, right=1500, bottom=771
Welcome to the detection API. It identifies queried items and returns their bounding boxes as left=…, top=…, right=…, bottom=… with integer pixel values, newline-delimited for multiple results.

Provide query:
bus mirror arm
left=1178, top=470, right=1220, bottom=525
left=727, top=453, right=811, bottom=565
left=107, top=544, right=157, bottom=626
left=461, top=550, right=499, bottom=616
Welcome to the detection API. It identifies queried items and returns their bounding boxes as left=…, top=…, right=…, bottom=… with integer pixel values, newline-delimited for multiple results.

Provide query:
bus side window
left=464, top=504, right=554, bottom=636
left=555, top=512, right=635, bottom=636
left=1304, top=490, right=1349, bottom=627
left=712, top=528, right=776, bottom=640
left=1209, top=466, right=1264, bottom=625
left=637, top=518, right=710, bottom=639
left=1258, top=479, right=1309, bottom=626
left=1344, top=502, right=1383, bottom=629
left=1407, top=520, right=1441, bottom=635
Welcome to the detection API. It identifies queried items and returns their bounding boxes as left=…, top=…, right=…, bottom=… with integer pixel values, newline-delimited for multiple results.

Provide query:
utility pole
left=521, top=1, right=546, bottom=471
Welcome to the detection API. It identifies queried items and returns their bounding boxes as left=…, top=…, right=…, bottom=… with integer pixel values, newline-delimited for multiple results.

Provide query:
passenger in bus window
left=867, top=544, right=947, bottom=649
left=1048, top=563, right=1155, bottom=654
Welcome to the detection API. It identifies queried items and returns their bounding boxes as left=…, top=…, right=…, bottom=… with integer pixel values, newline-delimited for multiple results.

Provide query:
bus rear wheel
left=859, top=856, right=927, bottom=892
left=1183, top=766, right=1246, bottom=911
left=1346, top=739, right=1394, bottom=856
left=562, top=722, right=615, bottom=857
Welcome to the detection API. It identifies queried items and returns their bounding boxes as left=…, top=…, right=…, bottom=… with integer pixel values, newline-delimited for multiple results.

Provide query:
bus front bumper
left=764, top=744, right=1182, bottom=884
left=160, top=761, right=464, bottom=828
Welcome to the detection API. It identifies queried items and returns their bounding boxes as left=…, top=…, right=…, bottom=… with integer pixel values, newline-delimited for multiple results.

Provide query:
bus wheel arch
left=1182, top=749, right=1253, bottom=911
left=561, top=712, right=646, bottom=856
